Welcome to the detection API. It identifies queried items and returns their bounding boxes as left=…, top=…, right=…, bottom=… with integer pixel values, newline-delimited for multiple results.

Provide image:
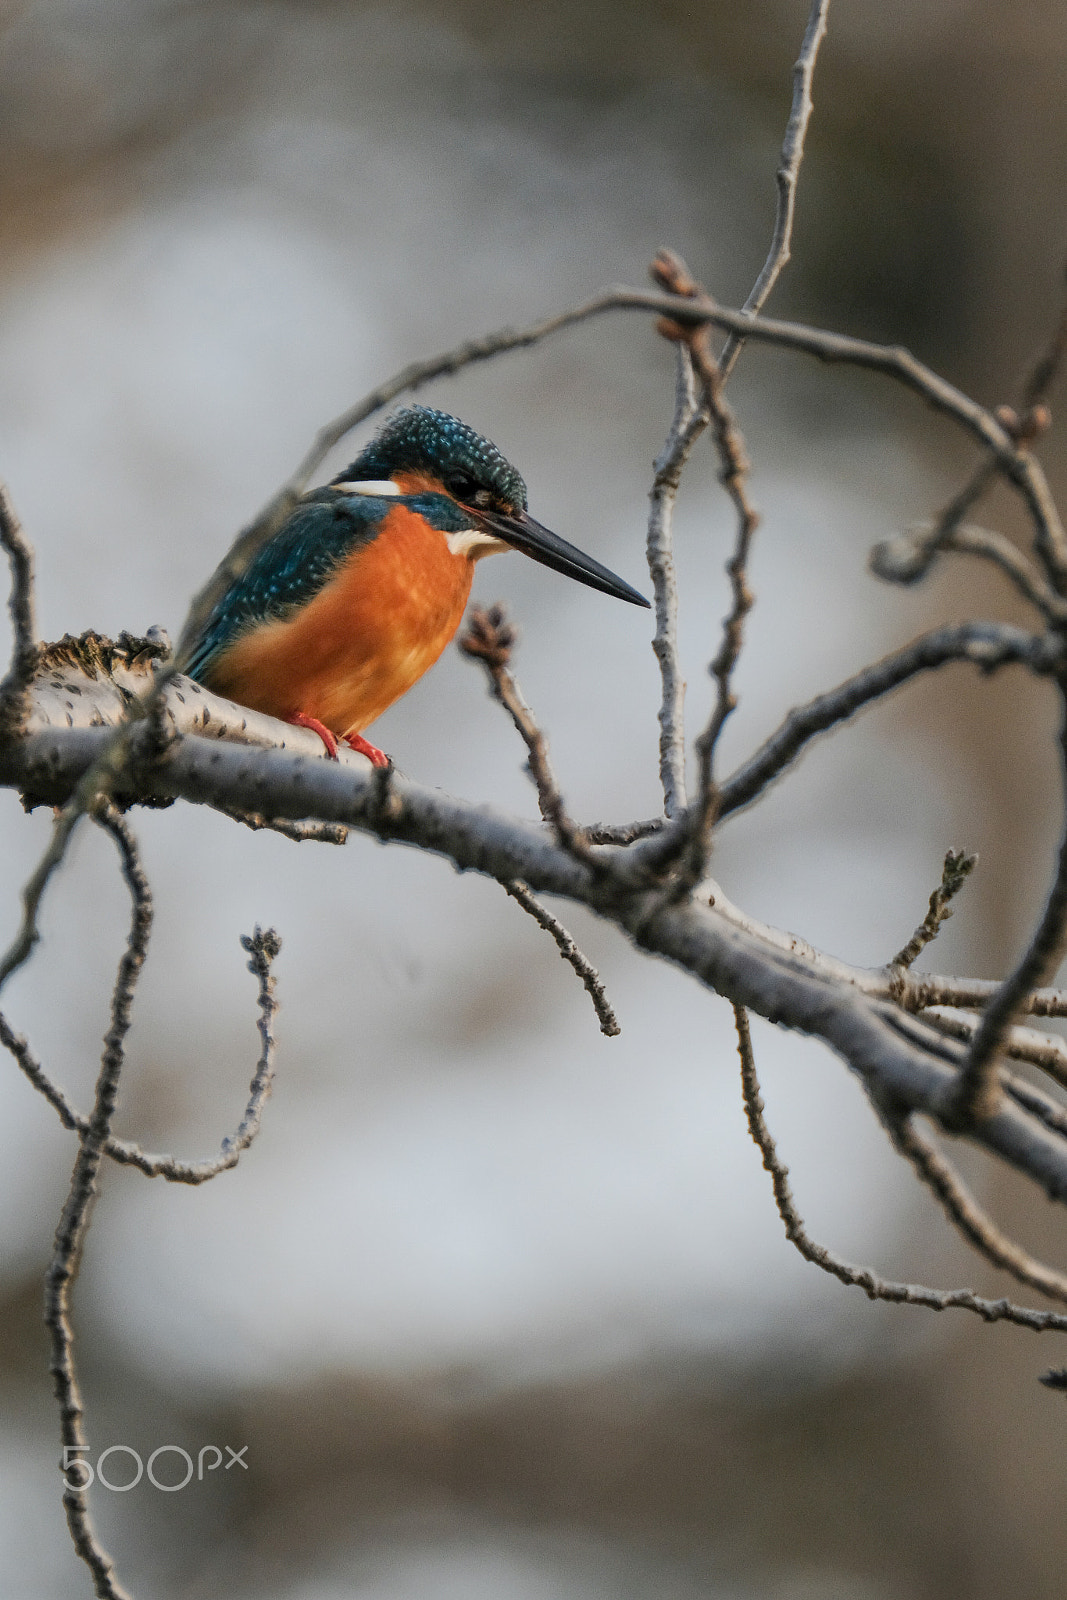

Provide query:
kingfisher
left=182, top=406, right=649, bottom=766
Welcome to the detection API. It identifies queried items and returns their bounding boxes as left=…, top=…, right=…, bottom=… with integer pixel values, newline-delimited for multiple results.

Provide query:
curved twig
left=4, top=928, right=283, bottom=1184
left=45, top=803, right=150, bottom=1600
left=502, top=880, right=620, bottom=1037
left=885, top=1113, right=1067, bottom=1305
left=735, top=1003, right=1067, bottom=1335
left=459, top=604, right=591, bottom=861
left=715, top=621, right=1060, bottom=822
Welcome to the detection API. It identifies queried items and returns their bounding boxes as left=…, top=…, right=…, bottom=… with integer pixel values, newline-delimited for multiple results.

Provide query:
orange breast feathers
left=204, top=504, right=477, bottom=737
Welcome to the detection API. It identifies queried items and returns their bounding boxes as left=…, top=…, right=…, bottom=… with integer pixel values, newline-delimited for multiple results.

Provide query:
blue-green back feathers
left=183, top=491, right=384, bottom=683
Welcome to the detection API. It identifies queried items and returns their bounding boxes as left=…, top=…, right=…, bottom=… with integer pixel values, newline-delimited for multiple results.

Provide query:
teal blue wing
left=183, top=491, right=384, bottom=684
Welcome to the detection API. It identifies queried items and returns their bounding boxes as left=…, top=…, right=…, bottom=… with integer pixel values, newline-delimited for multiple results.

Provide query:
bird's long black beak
left=474, top=507, right=650, bottom=608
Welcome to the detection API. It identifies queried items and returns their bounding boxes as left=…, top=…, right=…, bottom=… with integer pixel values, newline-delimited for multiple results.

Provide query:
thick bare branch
left=215, top=804, right=349, bottom=845
left=917, top=1009, right=1067, bottom=1143
left=683, top=881, right=1067, bottom=1038
left=502, top=879, right=620, bottom=1037
left=7, top=719, right=1067, bottom=1199
left=0, top=628, right=365, bottom=998
left=900, top=975, right=1067, bottom=1018
left=1002, top=1071, right=1067, bottom=1141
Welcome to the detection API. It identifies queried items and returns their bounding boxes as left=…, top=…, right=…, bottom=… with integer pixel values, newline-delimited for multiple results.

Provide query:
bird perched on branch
left=183, top=406, right=649, bottom=766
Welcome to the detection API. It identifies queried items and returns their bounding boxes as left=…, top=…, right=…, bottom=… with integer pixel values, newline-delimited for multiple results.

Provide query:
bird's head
left=331, top=406, right=649, bottom=608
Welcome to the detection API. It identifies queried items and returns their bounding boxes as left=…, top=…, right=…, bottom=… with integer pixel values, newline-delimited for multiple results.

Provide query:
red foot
left=287, top=711, right=339, bottom=759
left=343, top=731, right=391, bottom=769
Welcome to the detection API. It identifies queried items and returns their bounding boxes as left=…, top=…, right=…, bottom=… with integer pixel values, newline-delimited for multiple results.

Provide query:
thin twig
left=1018, top=262, right=1067, bottom=415
left=718, top=0, right=833, bottom=379
left=3, top=929, right=282, bottom=1183
left=898, top=975, right=1067, bottom=1019
left=734, top=1002, right=1067, bottom=1334
left=214, top=804, right=349, bottom=845
left=891, top=848, right=978, bottom=969
left=583, top=817, right=666, bottom=846
left=884, top=1113, right=1067, bottom=1305
left=45, top=803, right=150, bottom=1600
left=694, top=351, right=759, bottom=786
left=715, top=620, right=1059, bottom=822
left=0, top=808, right=88, bottom=995
left=637, top=0, right=831, bottom=826
left=951, top=702, right=1067, bottom=1124
left=459, top=604, right=591, bottom=860
left=925, top=522, right=1067, bottom=623
left=922, top=1006, right=1067, bottom=1092
left=627, top=618, right=1054, bottom=879
left=871, top=459, right=1000, bottom=591
left=651, top=253, right=761, bottom=883
left=646, top=343, right=702, bottom=816
left=0, top=481, right=38, bottom=739
left=502, top=879, right=619, bottom=1036
left=872, top=266, right=1067, bottom=594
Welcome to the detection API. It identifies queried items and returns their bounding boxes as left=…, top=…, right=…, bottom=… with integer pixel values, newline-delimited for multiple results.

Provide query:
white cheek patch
left=332, top=479, right=403, bottom=497
left=444, top=529, right=511, bottom=560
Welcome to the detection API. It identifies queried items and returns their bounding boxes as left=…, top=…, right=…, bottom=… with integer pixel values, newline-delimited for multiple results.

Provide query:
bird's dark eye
left=446, top=471, right=490, bottom=508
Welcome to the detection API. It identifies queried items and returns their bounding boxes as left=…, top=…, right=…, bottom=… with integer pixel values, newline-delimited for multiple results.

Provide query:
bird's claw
left=343, top=731, right=390, bottom=768
left=287, top=711, right=339, bottom=759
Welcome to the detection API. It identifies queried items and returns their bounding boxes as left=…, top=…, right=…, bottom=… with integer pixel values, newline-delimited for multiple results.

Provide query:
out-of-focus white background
left=1, top=3, right=1067, bottom=1596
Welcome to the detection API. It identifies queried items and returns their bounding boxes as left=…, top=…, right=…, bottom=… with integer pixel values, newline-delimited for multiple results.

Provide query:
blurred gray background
left=1, top=1, right=1067, bottom=1595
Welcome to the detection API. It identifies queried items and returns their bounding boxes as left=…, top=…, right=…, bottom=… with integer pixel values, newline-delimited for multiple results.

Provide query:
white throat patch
left=444, top=528, right=510, bottom=560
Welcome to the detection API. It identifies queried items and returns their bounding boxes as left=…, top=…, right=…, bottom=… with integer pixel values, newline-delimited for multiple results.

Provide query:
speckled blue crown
left=337, top=406, right=528, bottom=509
